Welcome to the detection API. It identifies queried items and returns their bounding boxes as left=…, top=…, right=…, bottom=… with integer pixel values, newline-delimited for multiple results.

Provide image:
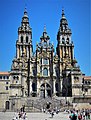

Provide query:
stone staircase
left=25, top=97, right=69, bottom=112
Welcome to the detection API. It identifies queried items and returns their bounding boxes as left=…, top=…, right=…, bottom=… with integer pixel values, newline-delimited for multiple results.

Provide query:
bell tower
left=56, top=10, right=83, bottom=97
left=56, top=9, right=74, bottom=71
left=10, top=8, right=33, bottom=97
left=16, top=8, right=33, bottom=59
left=56, top=9, right=75, bottom=97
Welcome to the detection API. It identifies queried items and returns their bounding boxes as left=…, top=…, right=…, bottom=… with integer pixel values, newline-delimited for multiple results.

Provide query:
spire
left=62, top=9, right=65, bottom=18
left=40, top=26, right=50, bottom=41
left=59, top=9, right=71, bottom=34
left=22, top=7, right=29, bottom=23
left=18, top=8, right=32, bottom=33
left=21, top=7, right=30, bottom=28
left=44, top=25, right=46, bottom=33
left=24, top=7, right=28, bottom=18
left=60, top=9, right=68, bottom=26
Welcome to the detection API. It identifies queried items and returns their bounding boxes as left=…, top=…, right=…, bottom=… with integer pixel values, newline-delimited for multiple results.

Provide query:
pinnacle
left=24, top=7, right=28, bottom=18
left=62, top=9, right=65, bottom=18
left=44, top=25, right=46, bottom=32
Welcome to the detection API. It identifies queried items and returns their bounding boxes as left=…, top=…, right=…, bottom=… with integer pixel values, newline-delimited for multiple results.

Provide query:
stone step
left=23, top=97, right=69, bottom=112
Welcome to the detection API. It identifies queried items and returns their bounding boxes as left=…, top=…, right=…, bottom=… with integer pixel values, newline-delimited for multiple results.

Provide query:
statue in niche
left=11, top=61, right=19, bottom=69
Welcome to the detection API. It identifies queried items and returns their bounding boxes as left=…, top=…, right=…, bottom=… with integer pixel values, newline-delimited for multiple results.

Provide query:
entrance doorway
left=5, top=101, right=10, bottom=110
left=40, top=83, right=51, bottom=98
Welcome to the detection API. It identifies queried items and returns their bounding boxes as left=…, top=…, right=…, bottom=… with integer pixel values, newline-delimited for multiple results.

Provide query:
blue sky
left=0, top=0, right=90, bottom=76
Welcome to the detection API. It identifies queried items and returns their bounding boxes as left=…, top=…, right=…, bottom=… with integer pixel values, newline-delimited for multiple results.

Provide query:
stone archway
left=40, top=83, right=51, bottom=98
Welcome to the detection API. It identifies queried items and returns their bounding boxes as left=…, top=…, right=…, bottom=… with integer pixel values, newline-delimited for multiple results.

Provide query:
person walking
left=78, top=113, right=82, bottom=120
left=69, top=111, right=73, bottom=120
left=69, top=111, right=77, bottom=120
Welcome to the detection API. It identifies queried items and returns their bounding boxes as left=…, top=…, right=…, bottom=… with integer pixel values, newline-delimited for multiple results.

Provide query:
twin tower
left=10, top=8, right=83, bottom=98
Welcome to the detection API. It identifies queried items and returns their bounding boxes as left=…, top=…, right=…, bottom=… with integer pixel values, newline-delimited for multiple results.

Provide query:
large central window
left=43, top=58, right=48, bottom=64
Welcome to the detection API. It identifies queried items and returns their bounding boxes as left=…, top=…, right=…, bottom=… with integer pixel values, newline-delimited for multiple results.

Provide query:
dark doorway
left=5, top=101, right=10, bottom=110
left=40, top=84, right=45, bottom=98
left=40, top=83, right=51, bottom=98
left=46, top=83, right=51, bottom=97
left=47, top=89, right=51, bottom=97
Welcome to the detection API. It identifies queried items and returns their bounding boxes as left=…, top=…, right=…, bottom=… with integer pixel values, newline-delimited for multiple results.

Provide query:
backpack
left=78, top=115, right=81, bottom=119
left=72, top=113, right=77, bottom=120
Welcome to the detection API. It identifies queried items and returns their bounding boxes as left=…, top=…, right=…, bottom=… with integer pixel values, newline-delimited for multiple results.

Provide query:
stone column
left=20, top=46, right=22, bottom=57
left=21, top=75, right=25, bottom=97
left=72, top=46, right=74, bottom=60
left=30, top=80, right=32, bottom=96
left=45, top=83, right=47, bottom=98
left=37, top=80, right=40, bottom=97
left=17, top=45, right=20, bottom=58
left=19, top=46, right=20, bottom=58
left=27, top=46, right=28, bottom=58
left=60, top=78, right=62, bottom=95
left=18, top=46, right=20, bottom=58
left=69, top=46, right=70, bottom=59
left=63, top=47, right=64, bottom=58
left=24, top=45, right=26, bottom=55
left=53, top=79, right=56, bottom=95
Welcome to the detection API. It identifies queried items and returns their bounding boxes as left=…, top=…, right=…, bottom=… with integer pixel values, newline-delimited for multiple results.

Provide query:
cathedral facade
left=10, top=9, right=83, bottom=98
left=0, top=9, right=90, bottom=111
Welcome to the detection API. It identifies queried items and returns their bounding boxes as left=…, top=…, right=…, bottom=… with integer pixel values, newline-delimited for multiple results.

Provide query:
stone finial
left=62, top=9, right=65, bottom=18
left=44, top=25, right=46, bottom=32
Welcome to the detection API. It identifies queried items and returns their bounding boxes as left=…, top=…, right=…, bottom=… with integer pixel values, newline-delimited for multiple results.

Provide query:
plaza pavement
left=0, top=111, right=70, bottom=120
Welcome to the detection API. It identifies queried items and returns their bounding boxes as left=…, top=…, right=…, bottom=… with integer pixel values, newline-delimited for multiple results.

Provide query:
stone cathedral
left=0, top=9, right=91, bottom=111
left=10, top=9, right=82, bottom=98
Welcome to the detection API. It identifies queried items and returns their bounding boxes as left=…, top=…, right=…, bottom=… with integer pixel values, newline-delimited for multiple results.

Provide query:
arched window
left=43, top=68, right=48, bottom=76
left=66, top=38, right=69, bottom=44
left=21, top=36, right=23, bottom=43
left=62, top=37, right=65, bottom=44
left=26, top=36, right=28, bottom=43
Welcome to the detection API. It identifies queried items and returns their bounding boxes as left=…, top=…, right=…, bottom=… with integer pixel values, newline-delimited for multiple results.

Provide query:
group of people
left=42, top=107, right=60, bottom=118
left=69, top=109, right=91, bottom=120
left=12, top=106, right=28, bottom=120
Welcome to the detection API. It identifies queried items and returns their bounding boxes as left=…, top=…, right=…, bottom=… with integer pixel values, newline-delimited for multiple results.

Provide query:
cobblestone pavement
left=0, top=112, right=70, bottom=120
